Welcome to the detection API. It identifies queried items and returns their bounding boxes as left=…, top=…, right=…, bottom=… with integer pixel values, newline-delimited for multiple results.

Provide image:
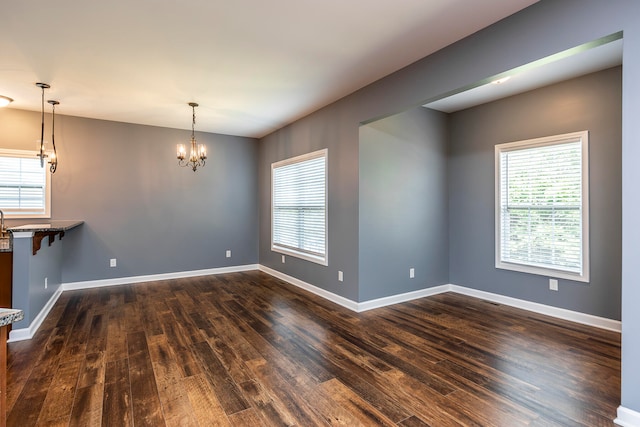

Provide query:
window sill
left=496, top=261, right=589, bottom=283
left=272, top=246, right=328, bottom=267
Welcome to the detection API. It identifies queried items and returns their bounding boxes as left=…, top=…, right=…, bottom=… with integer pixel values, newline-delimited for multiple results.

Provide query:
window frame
left=271, top=149, right=328, bottom=266
left=0, top=148, right=52, bottom=219
left=494, top=131, right=589, bottom=282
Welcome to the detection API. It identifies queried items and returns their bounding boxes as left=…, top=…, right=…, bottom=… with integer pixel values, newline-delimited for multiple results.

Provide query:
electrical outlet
left=44, top=277, right=48, bottom=289
left=110, top=258, right=117, bottom=268
left=226, top=250, right=231, bottom=258
left=338, top=271, right=343, bottom=282
left=549, top=278, right=558, bottom=291
left=409, top=268, right=415, bottom=279
left=281, top=255, right=285, bottom=263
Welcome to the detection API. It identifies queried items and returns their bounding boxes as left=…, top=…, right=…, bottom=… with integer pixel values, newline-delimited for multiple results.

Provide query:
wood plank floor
left=6, top=271, right=620, bottom=426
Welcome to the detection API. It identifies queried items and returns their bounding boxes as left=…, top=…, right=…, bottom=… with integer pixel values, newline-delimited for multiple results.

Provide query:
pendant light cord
left=40, top=86, right=45, bottom=167
left=49, top=101, right=57, bottom=173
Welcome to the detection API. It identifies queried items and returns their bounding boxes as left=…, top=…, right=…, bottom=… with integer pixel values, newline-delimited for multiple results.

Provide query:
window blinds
left=0, top=154, right=48, bottom=215
left=272, top=150, right=327, bottom=263
left=499, top=141, right=583, bottom=274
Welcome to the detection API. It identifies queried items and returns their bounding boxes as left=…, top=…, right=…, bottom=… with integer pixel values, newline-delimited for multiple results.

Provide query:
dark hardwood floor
left=6, top=271, right=620, bottom=426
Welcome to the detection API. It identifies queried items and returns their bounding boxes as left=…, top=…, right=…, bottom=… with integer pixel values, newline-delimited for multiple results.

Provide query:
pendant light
left=36, top=82, right=50, bottom=168
left=47, top=100, right=59, bottom=173
left=35, top=82, right=59, bottom=173
left=177, top=102, right=206, bottom=172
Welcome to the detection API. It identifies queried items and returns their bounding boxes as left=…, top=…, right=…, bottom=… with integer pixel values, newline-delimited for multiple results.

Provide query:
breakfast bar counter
left=8, top=221, right=83, bottom=255
left=4, top=221, right=83, bottom=341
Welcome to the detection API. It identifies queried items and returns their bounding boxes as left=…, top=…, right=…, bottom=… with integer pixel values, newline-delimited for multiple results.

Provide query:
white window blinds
left=0, top=150, right=50, bottom=218
left=495, top=131, right=589, bottom=282
left=272, top=149, right=327, bottom=265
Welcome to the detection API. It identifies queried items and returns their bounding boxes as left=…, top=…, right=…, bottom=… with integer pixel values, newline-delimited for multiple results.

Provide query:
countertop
left=1, top=220, right=84, bottom=252
left=0, top=308, right=23, bottom=327
left=8, top=220, right=84, bottom=233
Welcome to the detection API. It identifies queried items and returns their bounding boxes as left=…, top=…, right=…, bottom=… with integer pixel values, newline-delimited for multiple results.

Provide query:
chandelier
left=35, top=83, right=59, bottom=173
left=177, top=102, right=206, bottom=172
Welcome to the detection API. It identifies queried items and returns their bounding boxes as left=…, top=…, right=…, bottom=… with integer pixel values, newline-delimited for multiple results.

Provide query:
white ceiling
left=0, top=0, right=538, bottom=138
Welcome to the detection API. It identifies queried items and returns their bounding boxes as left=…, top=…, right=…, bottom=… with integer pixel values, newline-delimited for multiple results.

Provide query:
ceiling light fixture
left=35, top=82, right=59, bottom=173
left=47, top=100, right=59, bottom=173
left=36, top=83, right=50, bottom=168
left=177, top=102, right=206, bottom=172
left=491, top=76, right=511, bottom=85
left=0, top=95, right=13, bottom=107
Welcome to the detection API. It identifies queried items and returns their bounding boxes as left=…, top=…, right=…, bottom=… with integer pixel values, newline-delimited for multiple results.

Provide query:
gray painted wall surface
left=257, top=0, right=640, bottom=412
left=620, top=7, right=640, bottom=412
left=448, top=67, right=622, bottom=320
left=0, top=109, right=259, bottom=283
left=359, top=108, right=448, bottom=301
left=11, top=235, right=63, bottom=329
left=258, top=107, right=360, bottom=300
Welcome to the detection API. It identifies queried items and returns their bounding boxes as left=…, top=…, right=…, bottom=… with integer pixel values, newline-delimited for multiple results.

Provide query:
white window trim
left=494, top=131, right=589, bottom=282
left=271, top=149, right=328, bottom=266
left=0, top=148, right=52, bottom=219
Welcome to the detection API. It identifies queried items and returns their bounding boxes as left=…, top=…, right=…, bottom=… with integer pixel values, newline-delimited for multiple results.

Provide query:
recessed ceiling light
left=0, top=95, right=14, bottom=107
left=491, top=76, right=511, bottom=85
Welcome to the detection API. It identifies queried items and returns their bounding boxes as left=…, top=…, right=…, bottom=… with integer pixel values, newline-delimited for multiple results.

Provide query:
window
left=495, top=131, right=589, bottom=282
left=0, top=149, right=51, bottom=218
left=272, top=149, right=327, bottom=265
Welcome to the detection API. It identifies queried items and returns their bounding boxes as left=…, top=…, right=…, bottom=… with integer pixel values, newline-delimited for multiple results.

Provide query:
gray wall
left=449, top=67, right=622, bottom=320
left=0, top=109, right=259, bottom=283
left=359, top=107, right=449, bottom=301
left=11, top=234, right=63, bottom=329
left=257, top=0, right=640, bottom=413
left=258, top=107, right=361, bottom=301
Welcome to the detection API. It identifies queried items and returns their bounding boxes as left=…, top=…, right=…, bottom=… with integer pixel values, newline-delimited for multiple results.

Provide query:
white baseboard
left=62, top=264, right=259, bottom=291
left=9, top=287, right=63, bottom=343
left=258, top=265, right=360, bottom=311
left=449, top=285, right=621, bottom=332
left=11, top=265, right=620, bottom=343
left=8, top=264, right=259, bottom=342
left=257, top=266, right=621, bottom=333
left=258, top=265, right=448, bottom=313
left=357, top=285, right=450, bottom=312
left=615, top=406, right=640, bottom=427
